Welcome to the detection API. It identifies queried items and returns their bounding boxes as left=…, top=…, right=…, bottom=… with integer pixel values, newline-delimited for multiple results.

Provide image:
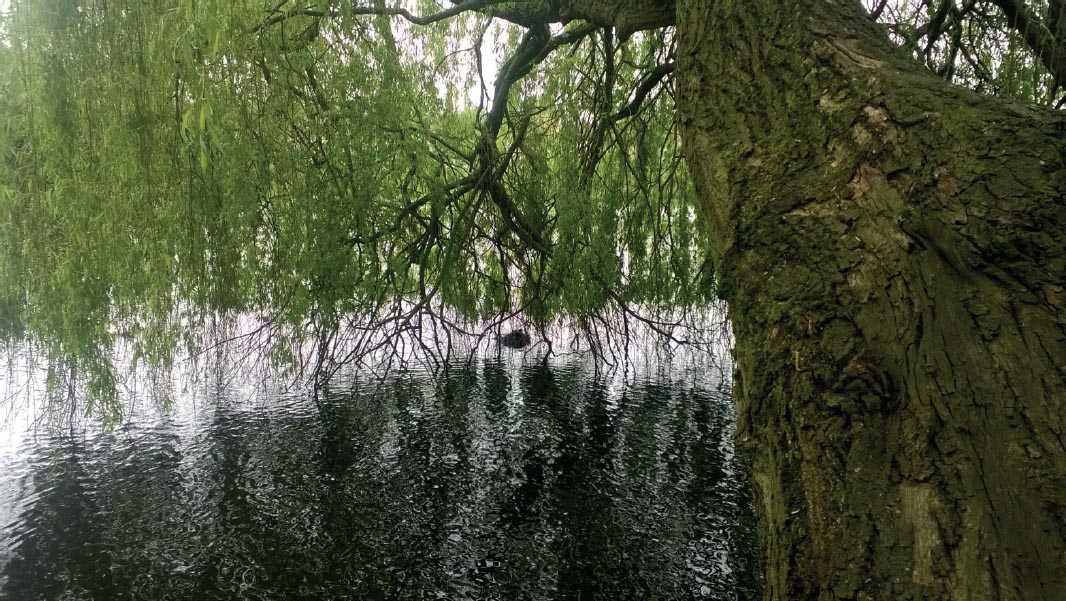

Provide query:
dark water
left=0, top=359, right=759, bottom=600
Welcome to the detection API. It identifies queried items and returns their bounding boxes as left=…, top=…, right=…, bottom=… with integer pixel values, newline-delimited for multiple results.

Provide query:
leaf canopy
left=0, top=0, right=1061, bottom=415
left=0, top=0, right=708, bottom=413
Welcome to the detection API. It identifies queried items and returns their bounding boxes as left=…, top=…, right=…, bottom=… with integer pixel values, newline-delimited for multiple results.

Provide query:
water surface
left=0, top=358, right=759, bottom=600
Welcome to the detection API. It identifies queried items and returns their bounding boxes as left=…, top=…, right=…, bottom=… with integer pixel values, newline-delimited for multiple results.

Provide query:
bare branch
left=611, top=61, right=675, bottom=121
left=346, top=176, right=477, bottom=246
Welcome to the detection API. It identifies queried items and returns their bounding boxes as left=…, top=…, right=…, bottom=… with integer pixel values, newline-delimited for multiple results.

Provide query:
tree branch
left=255, top=0, right=512, bottom=32
left=351, top=0, right=507, bottom=26
left=989, top=0, right=1066, bottom=85
left=610, top=61, right=674, bottom=121
left=346, top=176, right=476, bottom=246
left=262, top=1, right=671, bottom=262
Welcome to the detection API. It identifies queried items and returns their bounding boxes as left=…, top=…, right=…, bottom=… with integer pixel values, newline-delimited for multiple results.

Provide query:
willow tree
left=2, top=0, right=1065, bottom=598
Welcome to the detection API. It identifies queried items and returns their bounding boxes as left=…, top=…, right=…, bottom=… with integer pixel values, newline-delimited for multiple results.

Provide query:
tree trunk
left=675, top=1, right=1066, bottom=599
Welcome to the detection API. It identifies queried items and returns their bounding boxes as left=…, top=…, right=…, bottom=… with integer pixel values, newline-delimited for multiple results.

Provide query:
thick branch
left=353, top=0, right=505, bottom=25
left=469, top=23, right=599, bottom=257
left=256, top=0, right=512, bottom=31
left=486, top=0, right=676, bottom=36
left=258, top=0, right=678, bottom=34
left=484, top=23, right=553, bottom=138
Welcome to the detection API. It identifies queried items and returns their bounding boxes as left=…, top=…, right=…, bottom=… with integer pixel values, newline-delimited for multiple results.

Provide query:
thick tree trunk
left=676, top=1, right=1066, bottom=599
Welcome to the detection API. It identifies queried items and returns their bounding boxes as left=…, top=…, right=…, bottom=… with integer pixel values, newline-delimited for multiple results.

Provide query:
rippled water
left=0, top=357, right=759, bottom=600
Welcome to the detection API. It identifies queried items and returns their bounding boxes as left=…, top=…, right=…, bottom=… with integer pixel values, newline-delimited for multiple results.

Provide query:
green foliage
left=0, top=1, right=709, bottom=413
left=0, top=1, right=1057, bottom=413
left=873, top=0, right=1065, bottom=106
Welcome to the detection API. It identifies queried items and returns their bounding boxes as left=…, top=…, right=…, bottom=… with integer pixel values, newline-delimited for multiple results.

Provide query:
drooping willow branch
left=989, top=0, right=1066, bottom=86
left=246, top=0, right=693, bottom=374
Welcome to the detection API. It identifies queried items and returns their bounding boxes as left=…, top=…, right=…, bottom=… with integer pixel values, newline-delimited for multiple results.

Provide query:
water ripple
left=0, top=358, right=759, bottom=600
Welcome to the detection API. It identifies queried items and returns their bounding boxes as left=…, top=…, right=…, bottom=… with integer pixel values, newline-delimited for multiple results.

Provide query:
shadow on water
left=0, top=359, right=760, bottom=600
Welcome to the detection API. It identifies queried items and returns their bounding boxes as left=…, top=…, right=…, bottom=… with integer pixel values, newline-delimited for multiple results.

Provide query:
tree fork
left=676, top=0, right=1066, bottom=599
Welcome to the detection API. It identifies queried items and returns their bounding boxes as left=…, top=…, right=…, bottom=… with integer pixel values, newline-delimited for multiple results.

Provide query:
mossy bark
left=675, top=1, right=1066, bottom=599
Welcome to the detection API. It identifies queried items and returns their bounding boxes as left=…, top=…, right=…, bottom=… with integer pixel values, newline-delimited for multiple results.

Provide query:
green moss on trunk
left=677, top=1, right=1066, bottom=599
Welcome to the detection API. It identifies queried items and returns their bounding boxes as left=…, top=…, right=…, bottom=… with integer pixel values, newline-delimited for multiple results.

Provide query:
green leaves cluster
left=0, top=1, right=709, bottom=413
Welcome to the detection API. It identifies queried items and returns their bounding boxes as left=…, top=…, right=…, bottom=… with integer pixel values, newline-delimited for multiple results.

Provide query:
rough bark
left=341, top=0, right=674, bottom=38
left=488, top=0, right=675, bottom=37
left=676, top=1, right=1066, bottom=599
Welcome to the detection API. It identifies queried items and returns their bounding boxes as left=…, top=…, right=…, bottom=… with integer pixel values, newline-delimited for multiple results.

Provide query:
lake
left=0, top=352, right=760, bottom=600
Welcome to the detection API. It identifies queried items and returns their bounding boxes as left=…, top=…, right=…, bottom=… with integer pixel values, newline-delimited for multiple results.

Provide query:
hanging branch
left=471, top=22, right=599, bottom=257
left=989, top=0, right=1066, bottom=85
left=611, top=62, right=675, bottom=122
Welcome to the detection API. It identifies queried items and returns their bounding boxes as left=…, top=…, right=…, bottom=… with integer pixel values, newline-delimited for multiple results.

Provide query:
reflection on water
left=0, top=359, right=759, bottom=600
